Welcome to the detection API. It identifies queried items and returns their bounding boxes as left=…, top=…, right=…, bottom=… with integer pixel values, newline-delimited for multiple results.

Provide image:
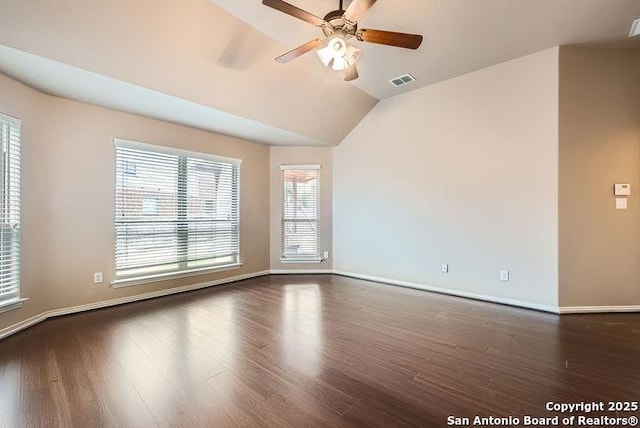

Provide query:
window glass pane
left=0, top=115, right=20, bottom=305
left=115, top=142, right=240, bottom=280
left=281, top=167, right=319, bottom=259
left=186, top=158, right=239, bottom=267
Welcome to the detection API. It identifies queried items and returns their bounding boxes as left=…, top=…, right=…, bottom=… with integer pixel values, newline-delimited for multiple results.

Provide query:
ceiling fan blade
left=356, top=29, right=423, bottom=49
left=262, top=0, right=327, bottom=27
left=275, top=38, right=325, bottom=63
left=343, top=0, right=377, bottom=23
left=344, top=64, right=359, bottom=81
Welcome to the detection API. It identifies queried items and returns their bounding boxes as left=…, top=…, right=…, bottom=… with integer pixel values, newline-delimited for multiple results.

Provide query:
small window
left=281, top=165, right=320, bottom=262
left=0, top=113, right=21, bottom=309
left=114, top=139, right=241, bottom=282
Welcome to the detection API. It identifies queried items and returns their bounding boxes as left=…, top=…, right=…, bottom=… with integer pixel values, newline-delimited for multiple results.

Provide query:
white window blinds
left=0, top=114, right=21, bottom=307
left=281, top=165, right=320, bottom=261
left=114, top=140, right=241, bottom=280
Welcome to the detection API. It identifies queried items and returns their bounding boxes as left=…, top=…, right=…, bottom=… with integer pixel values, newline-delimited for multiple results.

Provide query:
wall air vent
left=631, top=18, right=640, bottom=37
left=389, top=73, right=416, bottom=88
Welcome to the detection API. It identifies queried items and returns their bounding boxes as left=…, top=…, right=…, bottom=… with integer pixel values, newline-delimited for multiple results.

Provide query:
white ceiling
left=0, top=0, right=638, bottom=146
left=214, top=0, right=640, bottom=99
left=0, top=0, right=377, bottom=146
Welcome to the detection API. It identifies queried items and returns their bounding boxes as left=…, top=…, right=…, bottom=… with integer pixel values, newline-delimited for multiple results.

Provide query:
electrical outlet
left=500, top=270, right=510, bottom=282
left=93, top=272, right=103, bottom=284
left=441, top=264, right=449, bottom=273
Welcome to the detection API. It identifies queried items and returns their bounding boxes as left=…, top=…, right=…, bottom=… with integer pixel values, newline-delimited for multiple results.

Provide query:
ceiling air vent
left=631, top=18, right=640, bottom=37
left=389, top=73, right=416, bottom=88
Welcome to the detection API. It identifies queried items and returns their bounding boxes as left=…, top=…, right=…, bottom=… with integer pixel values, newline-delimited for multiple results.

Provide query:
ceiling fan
left=262, top=0, right=423, bottom=81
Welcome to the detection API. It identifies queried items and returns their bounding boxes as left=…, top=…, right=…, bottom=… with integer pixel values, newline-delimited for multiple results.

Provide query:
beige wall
left=269, top=146, right=333, bottom=271
left=0, top=73, right=270, bottom=333
left=333, top=48, right=560, bottom=307
left=4, top=44, right=639, bottom=337
left=558, top=48, right=640, bottom=307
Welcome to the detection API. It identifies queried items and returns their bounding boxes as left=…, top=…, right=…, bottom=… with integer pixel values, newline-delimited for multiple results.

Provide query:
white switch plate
left=500, top=270, right=510, bottom=281
left=93, top=272, right=103, bottom=284
left=323, top=251, right=329, bottom=259
left=616, top=198, right=628, bottom=210
left=441, top=264, right=449, bottom=273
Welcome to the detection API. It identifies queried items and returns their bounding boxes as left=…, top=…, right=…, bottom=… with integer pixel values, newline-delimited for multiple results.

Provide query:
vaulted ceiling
left=0, top=0, right=639, bottom=146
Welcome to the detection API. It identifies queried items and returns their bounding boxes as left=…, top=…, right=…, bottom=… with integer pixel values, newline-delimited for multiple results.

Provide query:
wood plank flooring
left=0, top=274, right=638, bottom=427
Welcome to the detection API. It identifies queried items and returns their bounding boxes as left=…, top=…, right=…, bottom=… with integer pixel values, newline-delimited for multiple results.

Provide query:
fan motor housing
left=322, top=9, right=357, bottom=37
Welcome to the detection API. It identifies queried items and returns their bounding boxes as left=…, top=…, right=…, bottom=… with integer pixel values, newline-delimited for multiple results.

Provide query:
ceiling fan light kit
left=317, top=30, right=362, bottom=72
left=262, top=0, right=423, bottom=81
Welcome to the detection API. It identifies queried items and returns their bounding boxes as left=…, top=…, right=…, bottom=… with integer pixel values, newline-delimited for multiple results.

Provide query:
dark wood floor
left=0, top=275, right=638, bottom=427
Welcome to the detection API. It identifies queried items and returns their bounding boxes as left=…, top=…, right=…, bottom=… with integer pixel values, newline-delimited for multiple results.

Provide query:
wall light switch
left=323, top=251, right=329, bottom=259
left=616, top=198, right=628, bottom=210
left=500, top=270, right=510, bottom=281
left=93, top=272, right=103, bottom=284
left=441, top=264, right=449, bottom=273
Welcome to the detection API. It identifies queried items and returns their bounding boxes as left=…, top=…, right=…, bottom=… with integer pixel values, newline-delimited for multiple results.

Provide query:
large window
left=114, top=139, right=241, bottom=282
left=0, top=113, right=21, bottom=309
left=281, top=165, right=320, bottom=262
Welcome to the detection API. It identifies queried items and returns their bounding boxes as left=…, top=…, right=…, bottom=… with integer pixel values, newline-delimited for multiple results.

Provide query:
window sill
left=111, top=263, right=243, bottom=288
left=0, top=298, right=29, bottom=315
left=280, top=258, right=323, bottom=264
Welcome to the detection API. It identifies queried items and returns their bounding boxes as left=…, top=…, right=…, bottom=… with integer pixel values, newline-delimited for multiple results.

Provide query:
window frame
left=0, top=112, right=22, bottom=312
left=112, top=139, right=242, bottom=287
left=280, top=164, right=322, bottom=264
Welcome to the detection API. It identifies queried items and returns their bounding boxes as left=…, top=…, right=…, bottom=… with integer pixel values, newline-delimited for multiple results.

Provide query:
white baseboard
left=0, top=313, right=48, bottom=341
left=0, top=270, right=270, bottom=340
left=559, top=305, right=640, bottom=314
left=270, top=269, right=333, bottom=275
left=3, top=270, right=639, bottom=341
left=333, top=270, right=560, bottom=314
